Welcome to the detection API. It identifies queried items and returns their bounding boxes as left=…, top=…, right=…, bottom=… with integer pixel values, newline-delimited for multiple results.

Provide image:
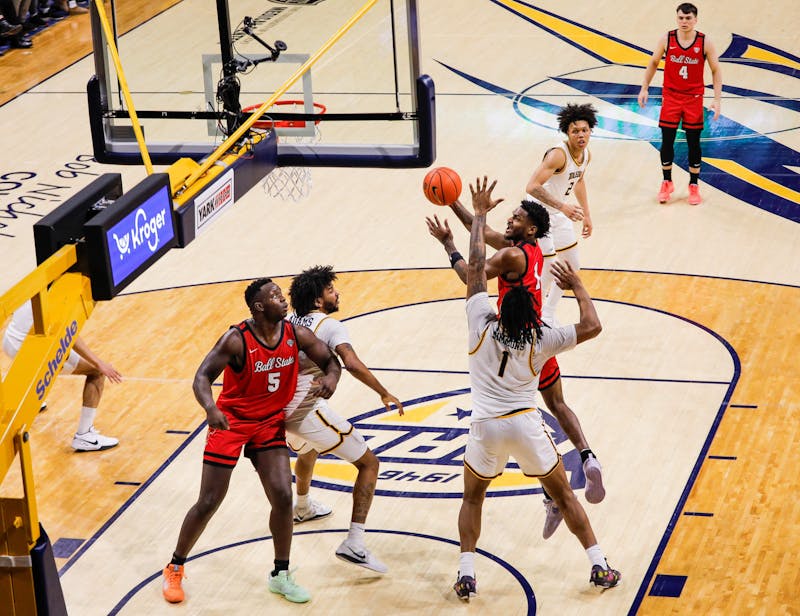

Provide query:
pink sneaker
left=688, top=183, right=702, bottom=205
left=657, top=180, right=674, bottom=204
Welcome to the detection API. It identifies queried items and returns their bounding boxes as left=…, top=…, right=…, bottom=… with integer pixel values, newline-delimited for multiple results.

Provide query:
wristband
left=449, top=251, right=463, bottom=268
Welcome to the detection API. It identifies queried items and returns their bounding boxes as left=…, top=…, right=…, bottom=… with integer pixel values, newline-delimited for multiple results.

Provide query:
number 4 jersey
left=216, top=320, right=299, bottom=420
left=466, top=292, right=576, bottom=420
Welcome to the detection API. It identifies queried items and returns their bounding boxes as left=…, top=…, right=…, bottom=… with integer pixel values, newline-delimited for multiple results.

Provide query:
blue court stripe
left=708, top=455, right=737, bottom=460
left=114, top=481, right=141, bottom=486
left=683, top=511, right=714, bottom=517
left=729, top=404, right=758, bottom=408
left=649, top=574, right=688, bottom=598
left=165, top=430, right=191, bottom=434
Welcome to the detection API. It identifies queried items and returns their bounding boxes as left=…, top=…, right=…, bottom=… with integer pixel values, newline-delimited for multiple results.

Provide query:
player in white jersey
left=525, top=103, right=598, bottom=324
left=453, top=176, right=620, bottom=601
left=285, top=265, right=404, bottom=574
left=2, top=299, right=122, bottom=451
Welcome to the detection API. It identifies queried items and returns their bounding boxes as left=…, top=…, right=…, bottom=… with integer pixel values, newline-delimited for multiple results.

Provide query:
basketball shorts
left=2, top=334, right=82, bottom=374
left=203, top=411, right=286, bottom=468
left=463, top=410, right=559, bottom=479
left=539, top=206, right=577, bottom=257
left=285, top=399, right=368, bottom=463
left=538, top=356, right=560, bottom=391
left=659, top=90, right=704, bottom=131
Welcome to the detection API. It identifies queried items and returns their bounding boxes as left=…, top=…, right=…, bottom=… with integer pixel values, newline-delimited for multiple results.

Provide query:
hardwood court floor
left=1, top=0, right=799, bottom=614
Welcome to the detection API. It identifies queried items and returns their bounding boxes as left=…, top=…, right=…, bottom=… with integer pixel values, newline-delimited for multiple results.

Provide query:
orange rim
left=242, top=100, right=327, bottom=129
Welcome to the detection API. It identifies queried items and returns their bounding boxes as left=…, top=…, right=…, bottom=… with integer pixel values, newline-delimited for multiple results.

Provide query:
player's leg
left=538, top=230, right=557, bottom=316
left=539, top=463, right=621, bottom=589
left=657, top=95, right=680, bottom=203
left=456, top=419, right=503, bottom=601
left=542, top=216, right=578, bottom=325
left=290, top=447, right=332, bottom=523
left=540, top=372, right=604, bottom=504
left=163, top=461, right=235, bottom=603
left=685, top=127, right=703, bottom=204
left=68, top=353, right=118, bottom=451
left=251, top=446, right=311, bottom=603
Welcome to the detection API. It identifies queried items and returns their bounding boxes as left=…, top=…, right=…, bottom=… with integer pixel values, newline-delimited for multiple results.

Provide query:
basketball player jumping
left=453, top=176, right=620, bottom=600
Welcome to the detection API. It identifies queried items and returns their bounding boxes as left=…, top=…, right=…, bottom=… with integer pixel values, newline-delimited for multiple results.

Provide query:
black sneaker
left=0, top=19, right=22, bottom=38
left=590, top=561, right=621, bottom=590
left=453, top=574, right=476, bottom=601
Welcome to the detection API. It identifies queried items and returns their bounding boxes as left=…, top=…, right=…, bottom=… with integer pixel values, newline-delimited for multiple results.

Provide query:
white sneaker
left=293, top=498, right=332, bottom=523
left=542, top=498, right=563, bottom=539
left=72, top=426, right=119, bottom=452
left=335, top=539, right=388, bottom=573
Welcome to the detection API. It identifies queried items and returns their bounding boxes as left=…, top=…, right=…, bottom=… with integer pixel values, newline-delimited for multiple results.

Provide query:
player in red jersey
left=638, top=3, right=722, bottom=205
left=162, top=277, right=341, bottom=606
left=427, top=191, right=606, bottom=537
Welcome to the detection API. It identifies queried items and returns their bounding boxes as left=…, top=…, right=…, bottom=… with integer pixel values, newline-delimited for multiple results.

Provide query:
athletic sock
left=690, top=171, right=699, bottom=184
left=271, top=559, right=289, bottom=577
left=580, top=449, right=596, bottom=464
left=459, top=552, right=476, bottom=578
left=541, top=486, right=552, bottom=501
left=170, top=553, right=187, bottom=566
left=662, top=168, right=672, bottom=181
left=77, top=406, right=97, bottom=434
left=296, top=493, right=309, bottom=510
left=346, top=522, right=366, bottom=549
left=586, top=544, right=607, bottom=569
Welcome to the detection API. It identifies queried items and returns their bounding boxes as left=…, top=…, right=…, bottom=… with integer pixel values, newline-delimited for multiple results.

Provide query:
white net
left=261, top=101, right=323, bottom=202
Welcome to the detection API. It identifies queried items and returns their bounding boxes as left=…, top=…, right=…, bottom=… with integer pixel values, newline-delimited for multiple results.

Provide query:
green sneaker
left=268, top=570, right=311, bottom=603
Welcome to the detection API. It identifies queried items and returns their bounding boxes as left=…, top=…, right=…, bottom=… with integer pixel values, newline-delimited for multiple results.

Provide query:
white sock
left=296, top=493, right=309, bottom=510
left=459, top=552, right=476, bottom=578
left=585, top=544, right=607, bottom=569
left=347, top=522, right=366, bottom=548
left=77, top=407, right=97, bottom=434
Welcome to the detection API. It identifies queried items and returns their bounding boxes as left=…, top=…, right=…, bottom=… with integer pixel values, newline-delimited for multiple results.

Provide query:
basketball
left=423, top=167, right=462, bottom=206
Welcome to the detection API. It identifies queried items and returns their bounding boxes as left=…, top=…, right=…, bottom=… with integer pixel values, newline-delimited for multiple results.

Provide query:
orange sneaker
left=688, top=183, right=702, bottom=205
left=162, top=564, right=186, bottom=603
left=657, top=180, right=674, bottom=204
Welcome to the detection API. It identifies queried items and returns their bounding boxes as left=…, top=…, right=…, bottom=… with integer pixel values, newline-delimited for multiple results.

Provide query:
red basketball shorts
left=538, top=356, right=560, bottom=391
left=203, top=411, right=286, bottom=467
left=659, top=89, right=704, bottom=131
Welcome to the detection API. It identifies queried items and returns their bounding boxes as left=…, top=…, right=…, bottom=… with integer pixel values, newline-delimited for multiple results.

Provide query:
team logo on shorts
left=305, top=388, right=586, bottom=498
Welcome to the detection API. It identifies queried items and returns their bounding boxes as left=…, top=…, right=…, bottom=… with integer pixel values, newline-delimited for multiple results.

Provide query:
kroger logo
left=305, top=388, right=586, bottom=498
left=112, top=207, right=168, bottom=258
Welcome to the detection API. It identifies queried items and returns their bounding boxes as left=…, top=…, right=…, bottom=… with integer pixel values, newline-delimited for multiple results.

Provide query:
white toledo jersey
left=284, top=311, right=351, bottom=419
left=466, top=292, right=577, bottom=421
left=540, top=141, right=590, bottom=205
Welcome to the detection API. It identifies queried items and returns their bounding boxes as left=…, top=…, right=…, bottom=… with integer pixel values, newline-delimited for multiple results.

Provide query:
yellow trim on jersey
left=464, top=459, right=501, bottom=481
left=549, top=146, right=566, bottom=174
left=314, top=408, right=355, bottom=455
left=492, top=407, right=536, bottom=420
left=567, top=142, right=586, bottom=167
left=308, top=311, right=330, bottom=334
left=555, top=241, right=579, bottom=253
left=468, top=323, right=491, bottom=355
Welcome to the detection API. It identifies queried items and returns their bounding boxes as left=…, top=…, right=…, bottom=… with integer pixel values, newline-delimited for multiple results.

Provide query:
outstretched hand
left=469, top=176, right=504, bottom=215
left=551, top=260, right=584, bottom=290
left=425, top=214, right=453, bottom=245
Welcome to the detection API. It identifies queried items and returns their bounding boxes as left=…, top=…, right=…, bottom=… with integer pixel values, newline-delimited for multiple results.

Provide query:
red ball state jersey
left=497, top=241, right=543, bottom=313
left=663, top=29, right=706, bottom=95
left=216, top=320, right=299, bottom=420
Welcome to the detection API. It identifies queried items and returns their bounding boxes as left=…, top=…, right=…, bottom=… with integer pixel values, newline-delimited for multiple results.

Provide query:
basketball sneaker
left=72, top=426, right=119, bottom=452
left=688, top=183, right=702, bottom=205
left=590, top=561, right=622, bottom=590
left=453, top=573, right=477, bottom=601
left=293, top=498, right=332, bottom=523
left=335, top=539, right=388, bottom=573
left=162, top=564, right=186, bottom=603
left=268, top=570, right=311, bottom=603
left=657, top=180, right=674, bottom=204
left=583, top=456, right=606, bottom=504
left=542, top=498, right=563, bottom=539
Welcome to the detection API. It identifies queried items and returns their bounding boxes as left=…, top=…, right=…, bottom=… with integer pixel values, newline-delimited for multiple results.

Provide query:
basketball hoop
left=243, top=100, right=326, bottom=202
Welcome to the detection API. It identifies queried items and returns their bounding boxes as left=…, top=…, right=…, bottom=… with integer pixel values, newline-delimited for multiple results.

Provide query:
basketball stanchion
left=243, top=100, right=326, bottom=202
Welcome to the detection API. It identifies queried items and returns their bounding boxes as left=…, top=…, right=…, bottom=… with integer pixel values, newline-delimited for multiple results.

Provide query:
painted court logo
left=307, top=389, right=587, bottom=498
